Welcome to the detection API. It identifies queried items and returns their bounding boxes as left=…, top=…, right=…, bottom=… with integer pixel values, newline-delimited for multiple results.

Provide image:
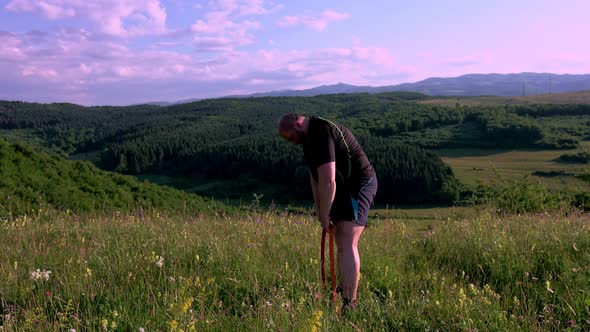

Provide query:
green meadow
left=437, top=141, right=590, bottom=191
left=1, top=208, right=589, bottom=331
left=419, top=90, right=590, bottom=107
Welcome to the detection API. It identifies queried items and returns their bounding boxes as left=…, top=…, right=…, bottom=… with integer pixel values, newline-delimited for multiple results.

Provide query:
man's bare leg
left=334, top=221, right=364, bottom=303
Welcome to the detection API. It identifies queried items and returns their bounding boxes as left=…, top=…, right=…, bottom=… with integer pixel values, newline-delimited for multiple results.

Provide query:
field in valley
left=437, top=141, right=590, bottom=191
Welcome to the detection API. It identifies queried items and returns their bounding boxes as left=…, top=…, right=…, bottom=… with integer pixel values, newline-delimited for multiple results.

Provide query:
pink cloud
left=242, top=41, right=409, bottom=87
left=5, top=0, right=76, bottom=19
left=5, top=0, right=167, bottom=37
left=237, top=0, right=275, bottom=16
left=351, top=41, right=396, bottom=68
left=21, top=66, right=58, bottom=79
left=2, top=26, right=409, bottom=93
left=207, top=0, right=280, bottom=17
left=193, top=36, right=235, bottom=52
left=0, top=32, right=26, bottom=60
left=278, top=9, right=349, bottom=31
left=2, top=27, right=410, bottom=89
left=0, top=25, right=421, bottom=104
left=190, top=0, right=270, bottom=52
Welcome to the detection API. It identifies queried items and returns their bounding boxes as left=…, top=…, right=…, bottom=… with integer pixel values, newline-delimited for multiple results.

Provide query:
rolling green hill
left=0, top=96, right=464, bottom=205
left=0, top=138, right=224, bottom=216
left=2, top=91, right=590, bottom=206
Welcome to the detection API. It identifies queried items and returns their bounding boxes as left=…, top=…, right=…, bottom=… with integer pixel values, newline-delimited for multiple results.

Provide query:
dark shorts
left=330, top=177, right=378, bottom=226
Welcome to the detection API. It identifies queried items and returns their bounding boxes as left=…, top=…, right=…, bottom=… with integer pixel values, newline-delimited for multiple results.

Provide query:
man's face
left=279, top=128, right=305, bottom=145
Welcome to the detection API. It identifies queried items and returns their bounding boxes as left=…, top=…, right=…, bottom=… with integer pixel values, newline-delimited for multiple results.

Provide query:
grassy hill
left=0, top=138, right=225, bottom=216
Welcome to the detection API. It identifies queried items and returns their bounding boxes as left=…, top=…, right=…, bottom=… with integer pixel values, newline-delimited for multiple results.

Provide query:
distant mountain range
left=149, top=73, right=590, bottom=105
left=238, top=73, right=590, bottom=98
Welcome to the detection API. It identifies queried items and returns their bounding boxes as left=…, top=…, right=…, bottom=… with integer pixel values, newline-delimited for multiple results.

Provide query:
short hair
left=278, top=113, right=301, bottom=132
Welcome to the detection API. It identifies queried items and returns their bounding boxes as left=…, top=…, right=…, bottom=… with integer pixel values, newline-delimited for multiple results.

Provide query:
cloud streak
left=278, top=10, right=349, bottom=31
left=6, top=0, right=167, bottom=37
left=190, top=0, right=280, bottom=52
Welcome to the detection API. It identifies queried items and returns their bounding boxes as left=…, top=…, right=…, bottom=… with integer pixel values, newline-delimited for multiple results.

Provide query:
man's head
left=278, top=113, right=307, bottom=145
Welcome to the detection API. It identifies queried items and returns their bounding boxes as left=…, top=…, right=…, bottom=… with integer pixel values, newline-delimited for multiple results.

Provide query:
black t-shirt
left=302, top=116, right=375, bottom=190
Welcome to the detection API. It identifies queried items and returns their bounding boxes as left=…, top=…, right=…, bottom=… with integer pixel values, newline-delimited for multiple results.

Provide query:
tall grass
left=1, top=208, right=589, bottom=331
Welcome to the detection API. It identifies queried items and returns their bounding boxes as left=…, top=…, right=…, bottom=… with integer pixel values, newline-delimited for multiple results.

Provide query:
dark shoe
left=342, top=298, right=357, bottom=314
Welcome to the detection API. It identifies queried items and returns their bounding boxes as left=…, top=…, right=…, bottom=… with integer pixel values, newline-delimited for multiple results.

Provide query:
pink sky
left=1, top=0, right=589, bottom=105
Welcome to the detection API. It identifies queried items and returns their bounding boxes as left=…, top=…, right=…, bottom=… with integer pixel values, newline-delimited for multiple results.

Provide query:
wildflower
left=283, top=301, right=291, bottom=311
left=513, top=296, right=520, bottom=306
left=309, top=310, right=323, bottom=332
left=139, top=328, right=146, bottom=332
left=458, top=288, right=467, bottom=305
left=569, top=320, right=575, bottom=327
left=546, top=280, right=554, bottom=293
left=181, top=298, right=194, bottom=314
left=69, top=329, right=77, bottom=332
left=155, top=256, right=164, bottom=268
left=30, top=269, right=51, bottom=281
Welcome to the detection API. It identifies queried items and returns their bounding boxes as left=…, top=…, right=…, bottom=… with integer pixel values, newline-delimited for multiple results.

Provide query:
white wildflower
left=69, top=329, right=77, bottom=332
left=155, top=256, right=164, bottom=268
left=139, top=328, right=146, bottom=332
left=30, top=269, right=51, bottom=281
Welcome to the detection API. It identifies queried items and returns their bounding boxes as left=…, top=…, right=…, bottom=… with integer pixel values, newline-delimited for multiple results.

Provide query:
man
left=278, top=113, right=378, bottom=310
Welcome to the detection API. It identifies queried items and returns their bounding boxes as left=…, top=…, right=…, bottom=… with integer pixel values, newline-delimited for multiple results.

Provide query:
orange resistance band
left=321, top=226, right=337, bottom=303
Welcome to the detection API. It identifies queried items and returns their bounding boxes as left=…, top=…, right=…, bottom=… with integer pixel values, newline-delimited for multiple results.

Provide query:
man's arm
left=317, top=162, right=336, bottom=230
left=309, top=171, right=320, bottom=216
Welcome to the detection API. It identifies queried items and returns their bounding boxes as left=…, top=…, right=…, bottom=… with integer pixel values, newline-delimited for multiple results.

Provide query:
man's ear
left=295, top=119, right=304, bottom=129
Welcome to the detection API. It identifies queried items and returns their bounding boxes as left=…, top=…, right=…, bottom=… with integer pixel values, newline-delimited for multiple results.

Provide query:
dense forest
left=1, top=92, right=589, bottom=206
